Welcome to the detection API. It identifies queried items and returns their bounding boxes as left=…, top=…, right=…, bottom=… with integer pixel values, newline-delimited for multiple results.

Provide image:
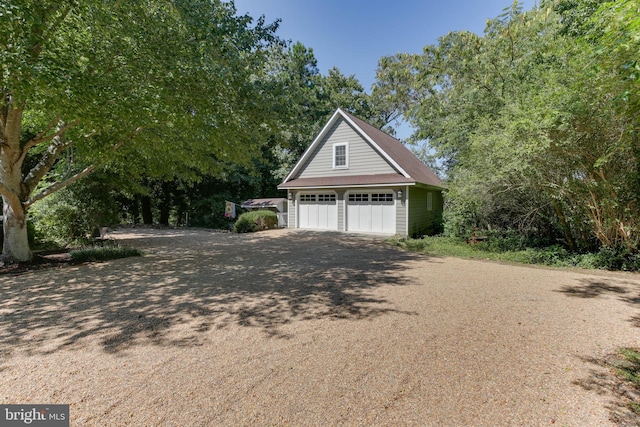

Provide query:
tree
left=259, top=41, right=380, bottom=182
left=374, top=1, right=639, bottom=251
left=0, top=0, right=278, bottom=262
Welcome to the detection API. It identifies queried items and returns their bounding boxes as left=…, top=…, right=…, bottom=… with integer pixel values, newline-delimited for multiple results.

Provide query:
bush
left=592, top=246, right=640, bottom=271
left=386, top=235, right=640, bottom=271
left=70, top=244, right=142, bottom=262
left=30, top=177, right=121, bottom=246
left=233, top=210, right=278, bottom=233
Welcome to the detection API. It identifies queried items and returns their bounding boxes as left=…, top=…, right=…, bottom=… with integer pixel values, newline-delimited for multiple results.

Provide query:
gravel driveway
left=1, top=227, right=639, bottom=426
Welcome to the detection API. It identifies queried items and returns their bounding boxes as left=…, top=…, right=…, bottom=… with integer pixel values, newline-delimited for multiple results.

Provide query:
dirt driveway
left=1, top=228, right=639, bottom=426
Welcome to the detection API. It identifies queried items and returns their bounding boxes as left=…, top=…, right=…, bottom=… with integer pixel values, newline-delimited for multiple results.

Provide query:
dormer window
left=333, top=142, right=348, bottom=169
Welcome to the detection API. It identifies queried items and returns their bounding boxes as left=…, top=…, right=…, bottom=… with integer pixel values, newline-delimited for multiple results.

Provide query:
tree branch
left=22, top=126, right=143, bottom=208
left=20, top=118, right=78, bottom=157
left=23, top=135, right=74, bottom=195
left=0, top=99, right=6, bottom=140
left=22, top=114, right=62, bottom=147
left=25, top=165, right=95, bottom=208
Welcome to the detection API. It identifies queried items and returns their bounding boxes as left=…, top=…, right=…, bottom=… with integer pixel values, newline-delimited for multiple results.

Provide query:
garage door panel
left=298, top=193, right=337, bottom=230
left=371, top=205, right=383, bottom=231
left=347, top=192, right=395, bottom=233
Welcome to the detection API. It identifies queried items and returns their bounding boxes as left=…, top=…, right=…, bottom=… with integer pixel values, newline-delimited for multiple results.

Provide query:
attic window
left=333, top=143, right=348, bottom=169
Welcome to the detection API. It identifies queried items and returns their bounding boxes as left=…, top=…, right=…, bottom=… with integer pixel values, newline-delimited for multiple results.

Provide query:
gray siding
left=297, top=118, right=397, bottom=178
left=287, top=190, right=297, bottom=228
left=408, top=187, right=444, bottom=237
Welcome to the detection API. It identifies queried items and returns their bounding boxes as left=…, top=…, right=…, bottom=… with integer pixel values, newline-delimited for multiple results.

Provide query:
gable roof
left=279, top=108, right=443, bottom=189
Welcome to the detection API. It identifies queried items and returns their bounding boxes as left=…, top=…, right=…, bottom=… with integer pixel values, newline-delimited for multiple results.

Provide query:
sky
left=232, top=0, right=537, bottom=139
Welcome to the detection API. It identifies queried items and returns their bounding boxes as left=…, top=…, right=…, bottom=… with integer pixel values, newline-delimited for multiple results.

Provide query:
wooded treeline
left=1, top=0, right=638, bottom=261
left=376, top=0, right=639, bottom=253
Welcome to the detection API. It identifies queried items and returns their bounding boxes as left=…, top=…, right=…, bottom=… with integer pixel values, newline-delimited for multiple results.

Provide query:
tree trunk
left=159, top=204, right=170, bottom=226
left=2, top=198, right=31, bottom=262
left=158, top=181, right=172, bottom=226
left=130, top=199, right=140, bottom=225
left=141, top=196, right=153, bottom=224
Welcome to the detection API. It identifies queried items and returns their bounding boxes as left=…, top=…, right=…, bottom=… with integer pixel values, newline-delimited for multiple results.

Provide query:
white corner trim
left=339, top=110, right=411, bottom=179
left=282, top=109, right=343, bottom=183
left=405, top=185, right=409, bottom=236
left=282, top=108, right=412, bottom=183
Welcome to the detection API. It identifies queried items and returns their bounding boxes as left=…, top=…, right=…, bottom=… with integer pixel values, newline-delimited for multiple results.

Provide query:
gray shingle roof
left=340, top=110, right=443, bottom=188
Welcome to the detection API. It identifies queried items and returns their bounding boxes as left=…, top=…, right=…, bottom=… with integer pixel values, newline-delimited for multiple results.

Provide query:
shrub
left=30, top=177, right=121, bottom=246
left=233, top=210, right=278, bottom=233
left=386, top=235, right=640, bottom=272
left=70, top=244, right=142, bottom=262
left=592, top=246, right=640, bottom=271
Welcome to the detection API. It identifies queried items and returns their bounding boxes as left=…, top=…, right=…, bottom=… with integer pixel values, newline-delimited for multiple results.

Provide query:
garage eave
left=278, top=174, right=417, bottom=190
left=279, top=183, right=416, bottom=190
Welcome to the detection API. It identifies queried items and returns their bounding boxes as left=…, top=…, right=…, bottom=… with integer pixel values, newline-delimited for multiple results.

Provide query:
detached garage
left=278, top=108, right=445, bottom=237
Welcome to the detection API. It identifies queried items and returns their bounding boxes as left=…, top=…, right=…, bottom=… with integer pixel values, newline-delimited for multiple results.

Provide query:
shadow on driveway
left=557, top=277, right=640, bottom=328
left=0, top=229, right=429, bottom=355
left=559, top=277, right=640, bottom=425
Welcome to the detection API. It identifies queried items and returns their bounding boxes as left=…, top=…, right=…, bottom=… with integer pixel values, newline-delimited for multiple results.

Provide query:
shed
left=241, top=198, right=288, bottom=227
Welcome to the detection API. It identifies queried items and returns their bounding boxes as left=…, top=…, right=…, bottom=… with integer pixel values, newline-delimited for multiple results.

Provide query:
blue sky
left=232, top=0, right=536, bottom=140
left=233, top=0, right=536, bottom=90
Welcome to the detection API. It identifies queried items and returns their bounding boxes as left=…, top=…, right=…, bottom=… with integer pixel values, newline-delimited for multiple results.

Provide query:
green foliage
left=233, top=210, right=278, bottom=233
left=592, top=246, right=640, bottom=272
left=387, top=235, right=476, bottom=259
left=387, top=235, right=640, bottom=272
left=70, top=244, right=142, bottom=263
left=375, top=1, right=639, bottom=254
left=30, top=175, right=121, bottom=246
left=616, top=348, right=640, bottom=386
left=0, top=0, right=281, bottom=260
left=188, top=195, right=232, bottom=230
left=610, top=347, right=640, bottom=415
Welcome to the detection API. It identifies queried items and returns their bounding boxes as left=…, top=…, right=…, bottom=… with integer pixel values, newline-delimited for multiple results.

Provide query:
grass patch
left=385, top=235, right=637, bottom=270
left=616, top=348, right=640, bottom=387
left=70, top=244, right=142, bottom=263
left=610, top=348, right=640, bottom=415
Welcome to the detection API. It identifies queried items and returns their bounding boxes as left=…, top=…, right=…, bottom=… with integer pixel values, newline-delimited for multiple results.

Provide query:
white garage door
left=298, top=193, right=337, bottom=230
left=347, top=192, right=396, bottom=233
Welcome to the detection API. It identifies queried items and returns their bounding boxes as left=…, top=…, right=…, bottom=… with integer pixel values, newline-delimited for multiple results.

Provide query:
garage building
left=278, top=108, right=444, bottom=237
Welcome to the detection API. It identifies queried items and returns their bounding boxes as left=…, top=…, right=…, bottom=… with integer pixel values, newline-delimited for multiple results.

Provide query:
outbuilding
left=278, top=108, right=444, bottom=236
left=241, top=198, right=288, bottom=227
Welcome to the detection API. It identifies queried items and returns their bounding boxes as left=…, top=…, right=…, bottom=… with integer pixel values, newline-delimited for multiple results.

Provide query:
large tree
left=374, top=0, right=639, bottom=251
left=0, top=0, right=278, bottom=261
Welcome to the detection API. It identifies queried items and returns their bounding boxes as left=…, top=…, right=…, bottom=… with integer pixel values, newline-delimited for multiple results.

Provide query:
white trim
left=282, top=109, right=342, bottom=182
left=339, top=110, right=411, bottom=178
left=405, top=185, right=409, bottom=236
left=332, top=142, right=349, bottom=169
left=281, top=183, right=416, bottom=190
left=282, top=108, right=411, bottom=183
